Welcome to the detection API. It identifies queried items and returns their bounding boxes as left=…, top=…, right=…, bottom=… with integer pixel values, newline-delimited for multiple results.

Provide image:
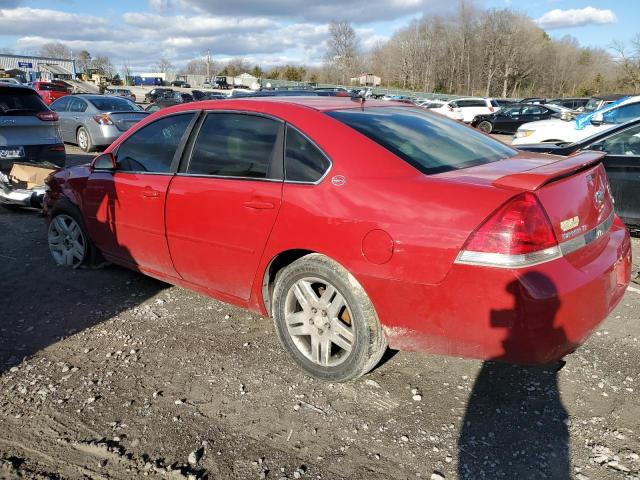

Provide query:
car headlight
left=515, top=130, right=534, bottom=138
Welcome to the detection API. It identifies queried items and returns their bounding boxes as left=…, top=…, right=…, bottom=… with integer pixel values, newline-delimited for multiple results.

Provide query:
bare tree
left=40, top=42, right=72, bottom=59
left=157, top=58, right=173, bottom=73
left=325, top=21, right=359, bottom=84
left=77, top=50, right=92, bottom=73
left=611, top=36, right=640, bottom=93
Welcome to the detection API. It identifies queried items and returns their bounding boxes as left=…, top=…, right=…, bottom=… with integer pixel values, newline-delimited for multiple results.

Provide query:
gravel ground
left=0, top=146, right=639, bottom=479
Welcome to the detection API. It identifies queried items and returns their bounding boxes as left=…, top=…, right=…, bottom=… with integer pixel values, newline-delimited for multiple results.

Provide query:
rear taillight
left=447, top=105, right=453, bottom=112
left=36, top=111, right=58, bottom=121
left=94, top=114, right=114, bottom=125
left=456, top=192, right=560, bottom=267
left=489, top=106, right=495, bottom=112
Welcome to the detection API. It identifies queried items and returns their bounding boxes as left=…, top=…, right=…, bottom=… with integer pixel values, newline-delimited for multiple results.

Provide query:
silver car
left=50, top=95, right=148, bottom=152
left=106, top=87, right=136, bottom=103
left=0, top=84, right=65, bottom=171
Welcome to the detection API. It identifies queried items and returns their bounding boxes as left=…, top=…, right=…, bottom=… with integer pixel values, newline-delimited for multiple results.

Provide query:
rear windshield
left=89, top=97, right=143, bottom=112
left=39, top=83, right=67, bottom=92
left=0, top=88, right=48, bottom=115
left=327, top=106, right=517, bottom=175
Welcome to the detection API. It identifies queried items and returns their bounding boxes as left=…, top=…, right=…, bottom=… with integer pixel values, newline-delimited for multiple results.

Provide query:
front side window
left=604, top=103, right=640, bottom=124
left=188, top=113, right=281, bottom=179
left=116, top=113, right=194, bottom=173
left=521, top=105, right=546, bottom=115
left=327, top=107, right=517, bottom=175
left=49, top=96, right=71, bottom=112
left=501, top=106, right=520, bottom=117
left=597, top=125, right=640, bottom=156
left=285, top=126, right=330, bottom=182
left=68, top=98, right=87, bottom=113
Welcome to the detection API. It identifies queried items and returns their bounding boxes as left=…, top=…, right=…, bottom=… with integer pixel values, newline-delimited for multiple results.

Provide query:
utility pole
left=206, top=49, right=211, bottom=81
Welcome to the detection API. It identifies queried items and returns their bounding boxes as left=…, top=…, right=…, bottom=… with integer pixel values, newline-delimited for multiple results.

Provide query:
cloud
left=181, top=0, right=451, bottom=23
left=535, top=6, right=616, bottom=30
left=0, top=8, right=112, bottom=41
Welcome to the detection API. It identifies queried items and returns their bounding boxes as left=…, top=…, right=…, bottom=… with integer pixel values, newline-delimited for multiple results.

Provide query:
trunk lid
left=439, top=151, right=613, bottom=245
left=107, top=112, right=148, bottom=132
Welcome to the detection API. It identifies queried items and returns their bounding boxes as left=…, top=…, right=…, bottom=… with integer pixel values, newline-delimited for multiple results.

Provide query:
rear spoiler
left=493, top=151, right=605, bottom=191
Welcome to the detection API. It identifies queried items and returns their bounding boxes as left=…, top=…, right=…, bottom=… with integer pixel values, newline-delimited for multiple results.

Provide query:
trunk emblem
left=560, top=216, right=580, bottom=232
left=594, top=189, right=604, bottom=205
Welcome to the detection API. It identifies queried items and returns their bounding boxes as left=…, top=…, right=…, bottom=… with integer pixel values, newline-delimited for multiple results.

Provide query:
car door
left=588, top=124, right=640, bottom=224
left=165, top=112, right=284, bottom=301
left=49, top=96, right=72, bottom=142
left=519, top=104, right=547, bottom=129
left=67, top=97, right=89, bottom=140
left=83, top=112, right=197, bottom=277
left=494, top=106, right=522, bottom=133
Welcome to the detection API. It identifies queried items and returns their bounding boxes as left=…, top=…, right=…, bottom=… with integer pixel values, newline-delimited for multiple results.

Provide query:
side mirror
left=590, top=112, right=604, bottom=126
left=91, top=152, right=116, bottom=171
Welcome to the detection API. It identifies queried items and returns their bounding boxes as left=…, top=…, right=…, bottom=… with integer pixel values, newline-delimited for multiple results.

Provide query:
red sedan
left=30, top=81, right=69, bottom=105
left=44, top=98, right=631, bottom=381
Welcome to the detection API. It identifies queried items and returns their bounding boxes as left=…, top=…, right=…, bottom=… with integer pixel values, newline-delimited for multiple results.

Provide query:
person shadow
left=458, top=272, right=570, bottom=480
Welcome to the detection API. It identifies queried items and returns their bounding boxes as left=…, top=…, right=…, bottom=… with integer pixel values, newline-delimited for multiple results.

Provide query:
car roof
left=154, top=96, right=413, bottom=115
left=0, top=83, right=36, bottom=92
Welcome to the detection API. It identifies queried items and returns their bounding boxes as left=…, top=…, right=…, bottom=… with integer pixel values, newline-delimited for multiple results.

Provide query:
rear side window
left=39, top=83, right=67, bottom=92
left=458, top=99, right=487, bottom=108
left=116, top=113, right=193, bottom=173
left=188, top=113, right=281, bottom=179
left=327, top=107, right=517, bottom=175
left=285, top=126, right=330, bottom=183
left=89, top=97, right=142, bottom=112
left=0, top=88, right=48, bottom=115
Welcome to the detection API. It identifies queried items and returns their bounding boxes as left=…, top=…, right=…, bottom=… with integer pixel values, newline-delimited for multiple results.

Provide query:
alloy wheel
left=48, top=214, right=86, bottom=268
left=284, top=277, right=355, bottom=367
left=78, top=130, right=88, bottom=150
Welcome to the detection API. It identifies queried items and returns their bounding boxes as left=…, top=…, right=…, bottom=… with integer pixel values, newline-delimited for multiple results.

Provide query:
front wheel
left=48, top=212, right=90, bottom=268
left=477, top=121, right=493, bottom=134
left=272, top=254, right=387, bottom=382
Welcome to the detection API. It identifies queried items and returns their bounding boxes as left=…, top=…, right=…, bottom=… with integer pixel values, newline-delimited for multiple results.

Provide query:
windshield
left=38, top=83, right=67, bottom=92
left=89, top=97, right=143, bottom=112
left=584, top=99, right=602, bottom=112
left=327, top=106, right=518, bottom=175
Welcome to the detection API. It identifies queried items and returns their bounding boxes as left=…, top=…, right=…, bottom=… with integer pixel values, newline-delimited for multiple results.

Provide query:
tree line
left=22, top=2, right=640, bottom=97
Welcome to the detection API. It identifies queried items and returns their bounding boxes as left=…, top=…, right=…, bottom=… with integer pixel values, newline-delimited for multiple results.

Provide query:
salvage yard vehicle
left=144, top=88, right=174, bottom=103
left=517, top=117, right=640, bottom=227
left=106, top=87, right=136, bottom=103
left=0, top=84, right=65, bottom=172
left=49, top=95, right=148, bottom=152
left=472, top=103, right=565, bottom=134
left=30, top=81, right=69, bottom=105
left=432, top=97, right=500, bottom=123
left=44, top=97, right=631, bottom=382
left=512, top=96, right=640, bottom=146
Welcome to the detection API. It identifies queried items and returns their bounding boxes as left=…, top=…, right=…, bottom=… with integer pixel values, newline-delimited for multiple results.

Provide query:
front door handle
left=142, top=189, right=160, bottom=198
left=243, top=200, right=275, bottom=210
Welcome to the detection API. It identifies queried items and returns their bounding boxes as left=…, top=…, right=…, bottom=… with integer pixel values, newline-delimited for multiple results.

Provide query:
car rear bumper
left=366, top=217, right=631, bottom=364
left=89, top=125, right=124, bottom=147
left=0, top=144, right=65, bottom=172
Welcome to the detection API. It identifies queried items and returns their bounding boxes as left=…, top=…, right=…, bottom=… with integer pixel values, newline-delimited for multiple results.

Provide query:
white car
left=512, top=96, right=640, bottom=146
left=0, top=78, right=21, bottom=85
left=431, top=97, right=500, bottom=123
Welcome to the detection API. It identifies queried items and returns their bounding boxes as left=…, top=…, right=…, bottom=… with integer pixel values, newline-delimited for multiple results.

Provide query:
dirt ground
left=1, top=146, right=639, bottom=480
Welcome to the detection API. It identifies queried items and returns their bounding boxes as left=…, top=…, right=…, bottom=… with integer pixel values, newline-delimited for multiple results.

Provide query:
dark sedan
left=471, top=104, right=563, bottom=134
left=518, top=118, right=640, bottom=227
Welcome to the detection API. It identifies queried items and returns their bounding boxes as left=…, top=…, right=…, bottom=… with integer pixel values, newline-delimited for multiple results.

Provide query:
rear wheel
left=272, top=254, right=387, bottom=382
left=77, top=127, right=95, bottom=153
left=477, top=121, right=493, bottom=134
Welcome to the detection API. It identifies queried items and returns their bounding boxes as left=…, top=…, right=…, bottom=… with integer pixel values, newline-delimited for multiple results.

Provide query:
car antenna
left=350, top=91, right=366, bottom=110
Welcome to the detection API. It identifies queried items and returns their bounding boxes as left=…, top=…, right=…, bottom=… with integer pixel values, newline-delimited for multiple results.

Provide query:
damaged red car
left=44, top=98, right=631, bottom=381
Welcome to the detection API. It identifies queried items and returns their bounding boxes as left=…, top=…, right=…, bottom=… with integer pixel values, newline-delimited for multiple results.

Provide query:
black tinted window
left=188, top=114, right=281, bottom=179
left=39, top=83, right=67, bottom=92
left=459, top=99, right=486, bottom=107
left=285, top=127, right=330, bottom=182
left=0, top=88, right=48, bottom=115
left=327, top=107, right=517, bottom=175
left=116, top=113, right=193, bottom=173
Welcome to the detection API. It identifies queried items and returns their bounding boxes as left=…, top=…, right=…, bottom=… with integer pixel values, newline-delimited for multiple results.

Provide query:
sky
left=0, top=0, right=637, bottom=72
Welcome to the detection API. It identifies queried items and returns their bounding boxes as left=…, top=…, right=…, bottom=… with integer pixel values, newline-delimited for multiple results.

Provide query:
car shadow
left=458, top=272, right=570, bottom=480
left=0, top=158, right=166, bottom=374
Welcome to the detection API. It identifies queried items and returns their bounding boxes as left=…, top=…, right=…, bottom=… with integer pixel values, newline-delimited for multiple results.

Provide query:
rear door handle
left=243, top=200, right=275, bottom=210
left=142, top=189, right=160, bottom=198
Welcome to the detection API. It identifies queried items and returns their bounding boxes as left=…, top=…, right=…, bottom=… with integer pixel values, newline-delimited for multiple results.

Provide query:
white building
left=350, top=73, right=381, bottom=87
left=0, top=54, right=76, bottom=82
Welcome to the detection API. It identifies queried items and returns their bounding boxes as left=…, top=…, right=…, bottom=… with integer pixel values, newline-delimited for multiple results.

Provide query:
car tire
left=272, top=253, right=388, bottom=382
left=77, top=127, right=95, bottom=153
left=48, top=202, right=99, bottom=268
left=477, top=121, right=493, bottom=134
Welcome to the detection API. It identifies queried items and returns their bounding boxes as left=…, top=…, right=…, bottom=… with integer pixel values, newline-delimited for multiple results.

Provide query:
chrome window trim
left=283, top=124, right=333, bottom=186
